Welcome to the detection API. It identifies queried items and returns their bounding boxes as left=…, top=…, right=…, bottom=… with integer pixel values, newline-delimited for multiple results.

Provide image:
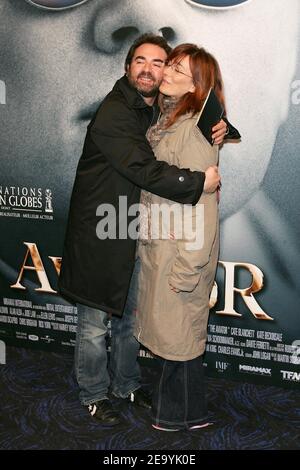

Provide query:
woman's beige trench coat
left=135, top=112, right=220, bottom=361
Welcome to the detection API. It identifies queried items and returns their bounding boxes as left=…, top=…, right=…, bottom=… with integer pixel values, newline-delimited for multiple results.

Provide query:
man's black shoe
left=126, top=388, right=152, bottom=410
left=87, top=399, right=121, bottom=425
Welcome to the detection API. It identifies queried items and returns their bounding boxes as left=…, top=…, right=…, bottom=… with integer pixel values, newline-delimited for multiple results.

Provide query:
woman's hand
left=212, top=119, right=227, bottom=145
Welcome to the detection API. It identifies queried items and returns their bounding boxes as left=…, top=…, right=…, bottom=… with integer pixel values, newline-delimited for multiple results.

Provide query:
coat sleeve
left=90, top=99, right=204, bottom=205
left=168, top=200, right=218, bottom=292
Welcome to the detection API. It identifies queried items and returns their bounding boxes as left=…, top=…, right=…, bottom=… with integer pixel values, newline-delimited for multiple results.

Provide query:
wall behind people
left=0, top=0, right=299, bottom=387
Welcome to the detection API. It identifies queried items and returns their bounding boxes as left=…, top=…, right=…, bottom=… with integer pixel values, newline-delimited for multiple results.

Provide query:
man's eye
left=185, top=0, right=249, bottom=8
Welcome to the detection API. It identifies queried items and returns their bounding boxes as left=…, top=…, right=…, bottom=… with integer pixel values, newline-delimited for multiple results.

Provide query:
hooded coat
left=58, top=76, right=204, bottom=316
left=135, top=112, right=220, bottom=360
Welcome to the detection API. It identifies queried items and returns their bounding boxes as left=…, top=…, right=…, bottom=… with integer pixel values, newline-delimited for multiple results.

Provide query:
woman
left=135, top=44, right=225, bottom=431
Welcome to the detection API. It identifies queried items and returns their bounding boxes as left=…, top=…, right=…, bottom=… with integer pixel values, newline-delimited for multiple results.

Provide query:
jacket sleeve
left=90, top=99, right=205, bottom=205
left=223, top=117, right=241, bottom=141
left=168, top=200, right=218, bottom=292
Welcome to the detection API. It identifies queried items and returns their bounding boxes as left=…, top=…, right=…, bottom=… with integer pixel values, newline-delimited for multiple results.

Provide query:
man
left=59, top=33, right=229, bottom=424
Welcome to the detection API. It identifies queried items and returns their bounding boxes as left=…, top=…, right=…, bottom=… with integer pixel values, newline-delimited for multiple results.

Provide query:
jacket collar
left=160, top=111, right=196, bottom=135
left=114, top=75, right=154, bottom=110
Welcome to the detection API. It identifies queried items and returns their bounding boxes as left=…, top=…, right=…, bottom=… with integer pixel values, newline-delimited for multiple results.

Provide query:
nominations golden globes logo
left=10, top=242, right=273, bottom=321
left=0, top=186, right=43, bottom=210
left=45, top=189, right=53, bottom=213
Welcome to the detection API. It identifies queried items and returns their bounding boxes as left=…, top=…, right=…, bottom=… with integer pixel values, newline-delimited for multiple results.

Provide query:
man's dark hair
left=124, top=33, right=172, bottom=70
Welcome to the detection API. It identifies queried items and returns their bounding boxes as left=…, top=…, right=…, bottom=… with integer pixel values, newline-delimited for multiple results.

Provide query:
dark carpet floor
left=0, top=346, right=299, bottom=451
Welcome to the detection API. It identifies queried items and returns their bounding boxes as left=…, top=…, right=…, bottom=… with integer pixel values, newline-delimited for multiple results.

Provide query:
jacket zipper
left=147, top=105, right=160, bottom=132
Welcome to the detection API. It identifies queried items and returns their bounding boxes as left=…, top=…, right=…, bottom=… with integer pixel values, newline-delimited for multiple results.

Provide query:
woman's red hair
left=164, top=44, right=226, bottom=128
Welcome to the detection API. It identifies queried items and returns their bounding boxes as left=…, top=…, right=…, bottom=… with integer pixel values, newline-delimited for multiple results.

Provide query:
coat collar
left=114, top=75, right=154, bottom=110
left=160, top=111, right=196, bottom=135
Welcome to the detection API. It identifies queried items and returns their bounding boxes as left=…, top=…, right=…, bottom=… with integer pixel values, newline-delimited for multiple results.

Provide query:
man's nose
left=142, top=62, right=152, bottom=72
left=92, top=0, right=184, bottom=54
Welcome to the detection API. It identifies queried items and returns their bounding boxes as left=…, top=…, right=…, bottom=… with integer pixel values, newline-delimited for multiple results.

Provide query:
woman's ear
left=189, top=83, right=196, bottom=94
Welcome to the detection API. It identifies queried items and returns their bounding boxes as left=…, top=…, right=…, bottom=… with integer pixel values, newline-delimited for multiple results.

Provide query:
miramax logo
left=239, top=364, right=271, bottom=376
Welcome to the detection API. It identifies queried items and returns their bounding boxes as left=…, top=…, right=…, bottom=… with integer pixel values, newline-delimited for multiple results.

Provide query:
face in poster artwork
left=0, top=0, right=297, bottom=216
left=0, top=0, right=299, bottom=333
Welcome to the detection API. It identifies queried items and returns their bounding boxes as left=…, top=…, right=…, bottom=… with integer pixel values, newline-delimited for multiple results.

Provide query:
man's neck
left=142, top=96, right=157, bottom=106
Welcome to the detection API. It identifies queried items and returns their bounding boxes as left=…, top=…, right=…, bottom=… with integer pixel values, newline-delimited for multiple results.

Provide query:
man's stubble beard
left=128, top=72, right=161, bottom=98
left=136, top=84, right=160, bottom=98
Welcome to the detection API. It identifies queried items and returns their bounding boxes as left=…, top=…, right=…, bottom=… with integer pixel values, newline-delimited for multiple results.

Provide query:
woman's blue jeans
left=74, top=259, right=141, bottom=406
left=152, top=355, right=208, bottom=429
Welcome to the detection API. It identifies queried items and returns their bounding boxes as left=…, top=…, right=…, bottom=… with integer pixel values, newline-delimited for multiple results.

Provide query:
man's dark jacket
left=58, top=76, right=205, bottom=316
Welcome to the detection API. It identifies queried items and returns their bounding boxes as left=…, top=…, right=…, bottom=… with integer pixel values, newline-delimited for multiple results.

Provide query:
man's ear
left=125, top=64, right=129, bottom=76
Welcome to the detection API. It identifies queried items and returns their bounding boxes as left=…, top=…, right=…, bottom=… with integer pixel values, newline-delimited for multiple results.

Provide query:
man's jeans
left=74, top=259, right=141, bottom=406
